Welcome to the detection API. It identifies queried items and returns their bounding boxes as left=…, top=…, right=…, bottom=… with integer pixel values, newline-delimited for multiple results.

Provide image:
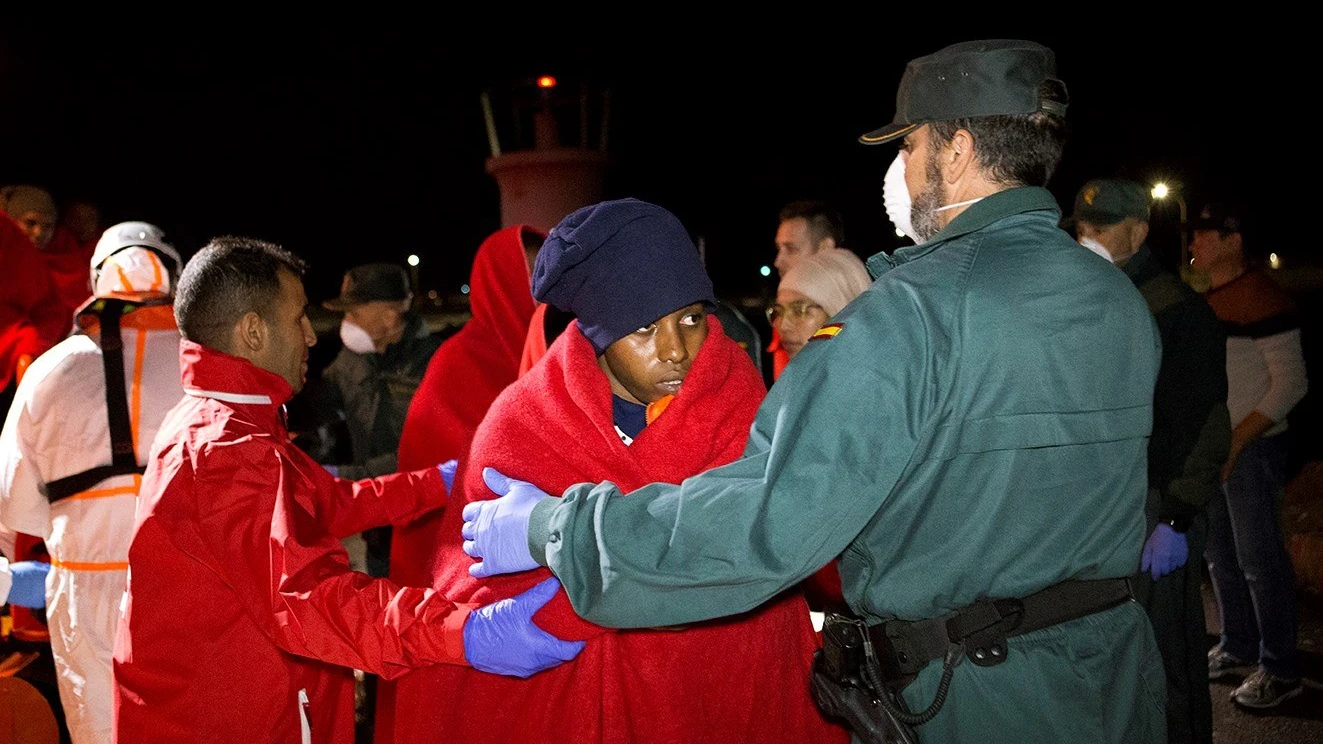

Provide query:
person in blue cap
left=462, top=40, right=1167, bottom=743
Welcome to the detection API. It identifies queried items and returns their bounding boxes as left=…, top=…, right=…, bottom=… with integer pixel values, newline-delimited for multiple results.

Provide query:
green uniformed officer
left=461, top=39, right=1168, bottom=743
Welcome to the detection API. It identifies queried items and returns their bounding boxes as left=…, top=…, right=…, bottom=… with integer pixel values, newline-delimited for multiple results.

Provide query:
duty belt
left=870, top=577, right=1134, bottom=687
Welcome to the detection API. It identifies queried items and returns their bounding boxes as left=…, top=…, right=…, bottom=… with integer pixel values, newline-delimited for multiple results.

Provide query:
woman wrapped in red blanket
left=379, top=199, right=847, bottom=743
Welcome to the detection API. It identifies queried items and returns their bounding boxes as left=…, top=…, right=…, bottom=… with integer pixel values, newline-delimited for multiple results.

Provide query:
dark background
left=1, top=20, right=1280, bottom=307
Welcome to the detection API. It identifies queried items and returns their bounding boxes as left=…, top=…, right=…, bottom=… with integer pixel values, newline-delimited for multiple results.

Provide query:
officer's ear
left=233, top=310, right=268, bottom=354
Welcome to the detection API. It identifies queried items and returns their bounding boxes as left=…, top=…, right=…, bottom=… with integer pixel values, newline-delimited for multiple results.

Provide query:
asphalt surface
left=1204, top=574, right=1323, bottom=743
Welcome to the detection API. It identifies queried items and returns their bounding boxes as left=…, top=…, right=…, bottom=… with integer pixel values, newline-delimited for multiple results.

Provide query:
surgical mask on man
left=339, top=319, right=378, bottom=354
left=1079, top=237, right=1114, bottom=263
left=885, top=152, right=986, bottom=244
left=883, top=153, right=918, bottom=243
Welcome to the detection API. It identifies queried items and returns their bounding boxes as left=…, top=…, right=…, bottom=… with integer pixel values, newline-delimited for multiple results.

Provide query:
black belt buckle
left=949, top=597, right=1023, bottom=668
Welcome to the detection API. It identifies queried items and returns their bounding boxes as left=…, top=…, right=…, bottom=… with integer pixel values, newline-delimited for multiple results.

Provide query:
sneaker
left=1231, top=668, right=1303, bottom=709
left=1207, top=646, right=1256, bottom=680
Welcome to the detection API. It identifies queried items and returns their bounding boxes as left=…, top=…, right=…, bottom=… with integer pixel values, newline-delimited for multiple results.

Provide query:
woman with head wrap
left=768, top=247, right=872, bottom=364
left=377, top=198, right=847, bottom=743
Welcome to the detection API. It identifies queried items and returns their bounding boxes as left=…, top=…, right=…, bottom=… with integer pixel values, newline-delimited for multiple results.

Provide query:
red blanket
left=390, top=224, right=537, bottom=587
left=379, top=316, right=847, bottom=743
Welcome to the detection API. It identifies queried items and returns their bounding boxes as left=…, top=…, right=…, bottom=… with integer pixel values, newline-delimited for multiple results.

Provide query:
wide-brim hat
left=323, top=263, right=412, bottom=311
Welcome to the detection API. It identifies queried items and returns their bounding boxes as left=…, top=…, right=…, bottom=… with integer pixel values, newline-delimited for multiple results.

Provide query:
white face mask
left=339, top=319, right=378, bottom=354
left=885, top=152, right=986, bottom=244
left=1079, top=236, right=1115, bottom=263
left=883, top=153, right=918, bottom=243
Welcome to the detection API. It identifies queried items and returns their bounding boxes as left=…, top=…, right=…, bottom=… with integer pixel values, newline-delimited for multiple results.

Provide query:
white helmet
left=90, top=221, right=182, bottom=298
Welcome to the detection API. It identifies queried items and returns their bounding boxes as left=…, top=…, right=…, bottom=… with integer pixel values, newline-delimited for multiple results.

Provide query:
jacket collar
left=867, top=186, right=1062, bottom=278
left=1120, top=243, right=1157, bottom=282
left=179, top=339, right=294, bottom=408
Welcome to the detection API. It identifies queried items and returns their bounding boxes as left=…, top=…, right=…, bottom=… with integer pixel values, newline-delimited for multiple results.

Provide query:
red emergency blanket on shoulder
left=378, top=316, right=848, bottom=744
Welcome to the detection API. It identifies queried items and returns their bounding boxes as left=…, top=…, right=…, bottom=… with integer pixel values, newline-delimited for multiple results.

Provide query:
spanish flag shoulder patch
left=810, top=323, right=844, bottom=341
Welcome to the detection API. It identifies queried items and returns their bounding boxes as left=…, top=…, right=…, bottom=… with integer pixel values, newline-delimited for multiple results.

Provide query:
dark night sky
left=1, top=20, right=1276, bottom=306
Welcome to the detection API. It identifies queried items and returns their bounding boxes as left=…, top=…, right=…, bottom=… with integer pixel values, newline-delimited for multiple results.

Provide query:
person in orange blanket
left=378, top=198, right=847, bottom=744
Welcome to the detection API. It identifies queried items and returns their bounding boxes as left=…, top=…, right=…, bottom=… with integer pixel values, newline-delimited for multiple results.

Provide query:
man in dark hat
left=1192, top=203, right=1308, bottom=710
left=1067, top=178, right=1230, bottom=743
left=462, top=40, right=1166, bottom=742
left=313, top=262, right=440, bottom=573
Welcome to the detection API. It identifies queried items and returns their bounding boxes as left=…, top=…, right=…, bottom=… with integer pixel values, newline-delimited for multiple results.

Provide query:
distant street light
left=406, top=255, right=420, bottom=309
left=1151, top=181, right=1188, bottom=253
left=1152, top=180, right=1198, bottom=288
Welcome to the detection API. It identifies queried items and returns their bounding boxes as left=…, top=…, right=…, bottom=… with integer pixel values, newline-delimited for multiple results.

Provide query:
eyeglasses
left=766, top=301, right=824, bottom=324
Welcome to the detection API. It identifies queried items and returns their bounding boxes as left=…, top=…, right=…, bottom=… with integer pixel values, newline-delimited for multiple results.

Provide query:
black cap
left=1189, top=202, right=1248, bottom=234
left=322, top=263, right=412, bottom=311
left=860, top=39, right=1067, bottom=145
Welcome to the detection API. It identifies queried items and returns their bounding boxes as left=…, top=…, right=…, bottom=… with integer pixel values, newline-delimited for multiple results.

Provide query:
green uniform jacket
left=527, top=188, right=1167, bottom=742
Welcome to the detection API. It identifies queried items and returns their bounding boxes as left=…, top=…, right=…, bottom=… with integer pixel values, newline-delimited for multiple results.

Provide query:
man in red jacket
left=111, top=235, right=583, bottom=744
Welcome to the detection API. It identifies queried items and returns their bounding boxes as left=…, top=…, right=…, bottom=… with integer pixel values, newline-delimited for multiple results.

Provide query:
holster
left=810, top=649, right=919, bottom=744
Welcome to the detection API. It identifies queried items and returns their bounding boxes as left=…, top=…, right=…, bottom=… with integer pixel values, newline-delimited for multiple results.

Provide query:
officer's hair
left=928, top=79, right=1070, bottom=189
left=779, top=200, right=845, bottom=247
left=174, top=236, right=307, bottom=351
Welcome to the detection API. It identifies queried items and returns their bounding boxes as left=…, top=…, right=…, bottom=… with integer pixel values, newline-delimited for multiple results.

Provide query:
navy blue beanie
left=532, top=198, right=716, bottom=355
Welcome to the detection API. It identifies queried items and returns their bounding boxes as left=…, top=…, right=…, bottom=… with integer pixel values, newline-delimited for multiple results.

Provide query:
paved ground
left=1204, top=574, right=1323, bottom=743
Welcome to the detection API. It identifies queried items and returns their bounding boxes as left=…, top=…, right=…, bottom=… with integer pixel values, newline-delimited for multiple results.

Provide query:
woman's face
left=598, top=303, right=709, bottom=404
left=770, top=288, right=829, bottom=359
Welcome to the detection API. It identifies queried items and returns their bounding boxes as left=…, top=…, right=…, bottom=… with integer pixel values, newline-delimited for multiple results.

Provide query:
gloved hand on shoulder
left=7, top=560, right=51, bottom=609
left=463, top=576, right=585, bottom=677
left=461, top=467, right=547, bottom=578
left=1141, top=524, right=1188, bottom=581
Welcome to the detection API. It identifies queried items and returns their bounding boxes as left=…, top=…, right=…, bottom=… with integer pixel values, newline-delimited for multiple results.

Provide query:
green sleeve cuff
left=527, top=497, right=559, bottom=567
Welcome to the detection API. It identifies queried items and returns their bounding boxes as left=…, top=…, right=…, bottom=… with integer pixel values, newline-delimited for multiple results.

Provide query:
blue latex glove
left=460, top=467, right=546, bottom=578
left=438, top=459, right=458, bottom=494
left=463, top=576, right=586, bottom=677
left=1141, top=524, right=1188, bottom=581
left=323, top=464, right=339, bottom=478
left=7, top=560, right=51, bottom=609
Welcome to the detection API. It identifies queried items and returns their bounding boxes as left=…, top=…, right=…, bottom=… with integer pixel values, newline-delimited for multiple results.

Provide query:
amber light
left=537, top=75, right=556, bottom=89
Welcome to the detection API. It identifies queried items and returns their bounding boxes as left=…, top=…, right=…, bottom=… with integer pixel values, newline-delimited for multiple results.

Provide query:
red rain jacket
left=112, top=341, right=472, bottom=744
left=378, top=317, right=848, bottom=744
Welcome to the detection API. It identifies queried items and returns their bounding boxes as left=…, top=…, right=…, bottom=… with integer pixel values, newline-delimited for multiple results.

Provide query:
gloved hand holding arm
left=463, top=576, right=586, bottom=677
left=439, top=459, right=458, bottom=494
left=1140, top=523, right=1188, bottom=581
left=461, top=467, right=552, bottom=578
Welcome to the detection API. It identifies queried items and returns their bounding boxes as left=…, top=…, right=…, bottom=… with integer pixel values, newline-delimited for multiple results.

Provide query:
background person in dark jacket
left=1067, top=178, right=1231, bottom=744
left=316, top=262, right=441, bottom=577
